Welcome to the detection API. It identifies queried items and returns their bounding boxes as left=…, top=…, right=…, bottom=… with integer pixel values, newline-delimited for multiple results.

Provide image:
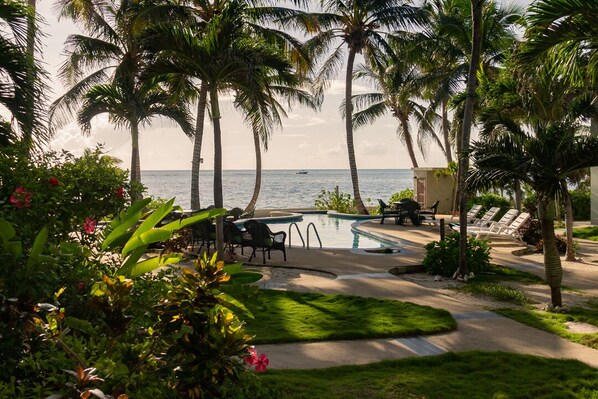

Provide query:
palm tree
left=301, top=0, right=425, bottom=214
left=518, top=0, right=598, bottom=88
left=471, top=65, right=598, bottom=307
left=349, top=44, right=440, bottom=168
left=0, top=0, right=46, bottom=147
left=415, top=0, right=522, bottom=164
left=145, top=0, right=299, bottom=256
left=455, top=0, right=484, bottom=277
left=235, top=76, right=318, bottom=214
left=49, top=0, right=193, bottom=198
left=154, top=0, right=312, bottom=210
left=76, top=80, right=194, bottom=199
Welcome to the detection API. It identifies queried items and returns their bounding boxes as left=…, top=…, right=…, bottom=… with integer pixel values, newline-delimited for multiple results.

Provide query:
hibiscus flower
left=83, top=217, right=97, bottom=234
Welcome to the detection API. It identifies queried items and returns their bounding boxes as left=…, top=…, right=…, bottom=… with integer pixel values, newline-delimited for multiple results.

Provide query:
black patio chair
left=243, top=220, right=287, bottom=264
left=224, top=220, right=253, bottom=255
left=378, top=199, right=402, bottom=224
left=419, top=200, right=439, bottom=221
left=189, top=219, right=216, bottom=255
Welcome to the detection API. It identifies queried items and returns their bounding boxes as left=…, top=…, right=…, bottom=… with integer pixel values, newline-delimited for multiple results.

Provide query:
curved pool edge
left=350, top=220, right=415, bottom=256
left=327, top=210, right=382, bottom=220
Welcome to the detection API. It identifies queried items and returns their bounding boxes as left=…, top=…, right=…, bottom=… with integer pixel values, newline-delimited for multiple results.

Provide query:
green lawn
left=258, top=352, right=598, bottom=399
left=497, top=302, right=598, bottom=350
left=476, top=265, right=545, bottom=284
left=457, top=282, right=531, bottom=305
left=572, top=226, right=598, bottom=242
left=243, top=289, right=456, bottom=344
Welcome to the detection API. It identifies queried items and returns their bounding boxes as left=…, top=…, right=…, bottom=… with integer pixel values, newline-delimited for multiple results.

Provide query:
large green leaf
left=27, top=227, right=48, bottom=268
left=7, top=241, right=22, bottom=259
left=110, top=198, right=151, bottom=229
left=0, top=220, right=16, bottom=244
left=215, top=291, right=254, bottom=319
left=116, top=246, right=147, bottom=277
left=160, top=208, right=226, bottom=232
left=131, top=198, right=175, bottom=240
left=126, top=253, right=182, bottom=278
left=102, top=202, right=150, bottom=251
left=122, top=228, right=172, bottom=257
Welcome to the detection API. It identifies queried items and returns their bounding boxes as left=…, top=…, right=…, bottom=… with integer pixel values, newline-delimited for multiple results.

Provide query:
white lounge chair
left=467, top=204, right=483, bottom=224
left=476, top=212, right=531, bottom=242
left=469, top=208, right=519, bottom=237
left=449, top=206, right=500, bottom=231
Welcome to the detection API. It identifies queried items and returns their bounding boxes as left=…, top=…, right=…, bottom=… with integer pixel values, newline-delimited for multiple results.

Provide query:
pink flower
left=115, top=187, right=124, bottom=199
left=83, top=217, right=96, bottom=234
left=10, top=187, right=32, bottom=208
left=244, top=348, right=258, bottom=366
left=254, top=353, right=269, bottom=372
left=49, top=177, right=59, bottom=186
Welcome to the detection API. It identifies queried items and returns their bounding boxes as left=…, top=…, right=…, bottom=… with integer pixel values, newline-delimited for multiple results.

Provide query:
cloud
left=358, top=141, right=391, bottom=156
left=283, top=113, right=327, bottom=128
left=325, top=79, right=371, bottom=95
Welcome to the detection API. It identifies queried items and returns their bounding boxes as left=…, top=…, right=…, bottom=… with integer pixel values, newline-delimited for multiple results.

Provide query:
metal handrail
left=306, top=222, right=322, bottom=249
left=288, top=222, right=305, bottom=248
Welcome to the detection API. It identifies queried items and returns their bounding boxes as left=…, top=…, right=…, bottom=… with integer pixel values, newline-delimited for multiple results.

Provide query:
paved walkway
left=237, top=220, right=598, bottom=369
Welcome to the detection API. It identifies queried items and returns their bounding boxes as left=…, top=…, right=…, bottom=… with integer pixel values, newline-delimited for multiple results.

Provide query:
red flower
left=244, top=348, right=258, bottom=366
left=115, top=187, right=124, bottom=198
left=83, top=217, right=97, bottom=234
left=254, top=353, right=269, bottom=372
left=49, top=177, right=59, bottom=186
left=78, top=282, right=85, bottom=290
left=10, top=187, right=32, bottom=208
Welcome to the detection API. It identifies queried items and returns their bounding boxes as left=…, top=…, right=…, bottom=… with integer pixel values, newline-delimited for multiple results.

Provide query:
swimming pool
left=259, top=213, right=393, bottom=249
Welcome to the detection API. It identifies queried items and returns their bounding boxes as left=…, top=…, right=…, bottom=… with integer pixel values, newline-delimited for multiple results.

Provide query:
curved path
left=238, top=220, right=598, bottom=369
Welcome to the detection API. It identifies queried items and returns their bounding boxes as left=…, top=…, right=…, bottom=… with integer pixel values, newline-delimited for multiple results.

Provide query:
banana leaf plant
left=100, top=198, right=225, bottom=278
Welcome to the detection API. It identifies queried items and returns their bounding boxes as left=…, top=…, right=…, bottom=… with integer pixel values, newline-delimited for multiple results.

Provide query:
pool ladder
left=288, top=222, right=322, bottom=249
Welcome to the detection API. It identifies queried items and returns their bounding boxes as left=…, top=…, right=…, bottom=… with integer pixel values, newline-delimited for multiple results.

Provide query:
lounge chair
left=467, top=208, right=519, bottom=236
left=475, top=212, right=531, bottom=242
left=244, top=220, right=287, bottom=264
left=450, top=206, right=500, bottom=231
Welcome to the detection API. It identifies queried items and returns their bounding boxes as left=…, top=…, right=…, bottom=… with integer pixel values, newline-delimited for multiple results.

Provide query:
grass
left=496, top=301, right=598, bottom=350
left=476, top=264, right=545, bottom=285
left=243, top=289, right=456, bottom=344
left=572, top=226, right=598, bottom=242
left=258, top=351, right=598, bottom=399
left=457, top=282, right=531, bottom=305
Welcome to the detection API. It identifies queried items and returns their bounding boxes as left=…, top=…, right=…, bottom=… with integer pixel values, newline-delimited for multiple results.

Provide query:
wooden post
left=440, top=219, right=445, bottom=241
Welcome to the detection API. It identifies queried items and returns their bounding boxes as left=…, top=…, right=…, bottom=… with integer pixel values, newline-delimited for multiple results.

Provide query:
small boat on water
left=296, top=170, right=308, bottom=174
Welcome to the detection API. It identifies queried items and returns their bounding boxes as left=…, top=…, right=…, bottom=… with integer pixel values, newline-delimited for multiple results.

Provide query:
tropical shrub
left=423, top=233, right=491, bottom=277
left=315, top=186, right=355, bottom=213
left=0, top=197, right=263, bottom=398
left=0, top=146, right=132, bottom=243
left=566, top=189, right=590, bottom=221
left=467, top=193, right=511, bottom=220
left=389, top=188, right=414, bottom=204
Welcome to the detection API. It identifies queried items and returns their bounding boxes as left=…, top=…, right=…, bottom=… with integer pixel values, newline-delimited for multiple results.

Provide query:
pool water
left=261, top=213, right=389, bottom=249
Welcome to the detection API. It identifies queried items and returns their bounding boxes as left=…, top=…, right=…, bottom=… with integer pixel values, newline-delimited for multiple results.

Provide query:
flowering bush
left=0, top=145, right=131, bottom=243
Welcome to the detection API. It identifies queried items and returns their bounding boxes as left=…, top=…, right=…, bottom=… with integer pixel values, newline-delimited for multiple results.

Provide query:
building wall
left=412, top=168, right=455, bottom=214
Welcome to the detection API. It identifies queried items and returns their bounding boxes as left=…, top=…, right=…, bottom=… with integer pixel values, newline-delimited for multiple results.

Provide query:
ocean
left=141, top=169, right=414, bottom=210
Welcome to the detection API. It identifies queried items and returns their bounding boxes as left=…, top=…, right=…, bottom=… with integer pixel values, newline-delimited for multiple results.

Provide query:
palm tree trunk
left=442, top=99, right=453, bottom=163
left=457, top=0, right=484, bottom=278
left=399, top=113, right=419, bottom=168
left=514, top=178, right=522, bottom=211
left=130, top=122, right=142, bottom=201
left=564, top=189, right=576, bottom=262
left=190, top=83, right=208, bottom=210
left=345, top=48, right=368, bottom=215
left=245, top=127, right=262, bottom=214
left=538, top=198, right=563, bottom=307
left=23, top=0, right=36, bottom=150
left=210, top=88, right=224, bottom=258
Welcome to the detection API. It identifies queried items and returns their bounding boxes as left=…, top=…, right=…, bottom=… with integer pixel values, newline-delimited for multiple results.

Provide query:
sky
left=37, top=0, right=532, bottom=171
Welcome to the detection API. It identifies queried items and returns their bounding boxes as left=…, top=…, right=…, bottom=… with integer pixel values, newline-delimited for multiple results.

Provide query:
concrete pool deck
left=229, top=218, right=598, bottom=369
